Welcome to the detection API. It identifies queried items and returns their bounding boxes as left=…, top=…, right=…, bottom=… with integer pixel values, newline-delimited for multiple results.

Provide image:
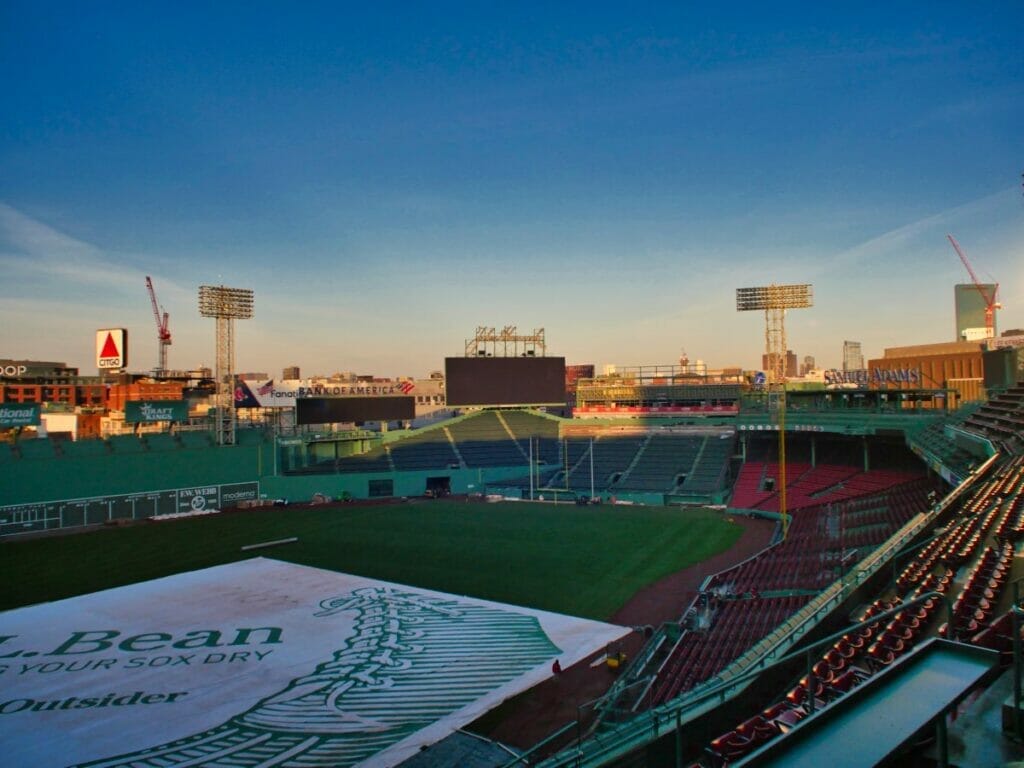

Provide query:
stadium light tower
left=199, top=285, right=254, bottom=446
left=736, top=284, right=813, bottom=537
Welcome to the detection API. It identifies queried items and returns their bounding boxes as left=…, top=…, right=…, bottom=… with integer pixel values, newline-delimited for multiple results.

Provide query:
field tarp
left=0, top=558, right=629, bottom=768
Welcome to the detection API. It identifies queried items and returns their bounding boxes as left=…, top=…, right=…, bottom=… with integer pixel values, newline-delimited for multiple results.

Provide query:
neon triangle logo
left=100, top=332, right=120, bottom=358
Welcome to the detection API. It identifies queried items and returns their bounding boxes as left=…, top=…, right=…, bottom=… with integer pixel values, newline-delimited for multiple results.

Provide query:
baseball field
left=0, top=500, right=743, bottom=618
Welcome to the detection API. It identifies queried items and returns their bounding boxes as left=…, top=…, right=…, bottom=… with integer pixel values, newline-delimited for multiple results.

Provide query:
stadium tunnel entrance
left=425, top=475, right=451, bottom=498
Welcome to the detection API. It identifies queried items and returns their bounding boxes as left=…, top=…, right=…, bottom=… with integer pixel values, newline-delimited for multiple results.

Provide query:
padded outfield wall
left=0, top=433, right=564, bottom=536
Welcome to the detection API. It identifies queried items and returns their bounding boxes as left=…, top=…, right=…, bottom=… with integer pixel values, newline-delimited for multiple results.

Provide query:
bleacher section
left=563, top=435, right=646, bottom=490
left=681, top=436, right=732, bottom=493
left=446, top=412, right=528, bottom=467
left=498, top=410, right=561, bottom=465
left=335, top=445, right=393, bottom=474
left=389, top=428, right=460, bottom=471
left=905, top=404, right=983, bottom=481
left=619, top=434, right=702, bottom=491
left=964, top=383, right=1024, bottom=452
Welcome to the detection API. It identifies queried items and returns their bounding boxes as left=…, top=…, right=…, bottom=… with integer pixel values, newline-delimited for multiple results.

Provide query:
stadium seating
left=681, top=436, right=733, bottom=493
left=498, top=410, right=561, bottom=465
left=563, top=435, right=646, bottom=490
left=389, top=428, right=460, bottom=471
left=618, top=434, right=702, bottom=491
left=964, top=384, right=1024, bottom=450
left=729, top=461, right=772, bottom=509
left=447, top=412, right=529, bottom=467
left=335, top=446, right=393, bottom=474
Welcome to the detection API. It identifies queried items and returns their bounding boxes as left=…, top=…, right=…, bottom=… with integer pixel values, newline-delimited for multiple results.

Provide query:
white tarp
left=0, top=558, right=629, bottom=768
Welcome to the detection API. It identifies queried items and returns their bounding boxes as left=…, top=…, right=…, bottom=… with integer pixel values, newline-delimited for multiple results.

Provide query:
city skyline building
left=955, top=283, right=999, bottom=340
left=843, top=341, right=864, bottom=372
left=762, top=350, right=798, bottom=380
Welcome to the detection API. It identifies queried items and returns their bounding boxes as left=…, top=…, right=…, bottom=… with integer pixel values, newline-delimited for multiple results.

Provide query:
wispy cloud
left=826, top=187, right=1018, bottom=272
left=0, top=202, right=145, bottom=293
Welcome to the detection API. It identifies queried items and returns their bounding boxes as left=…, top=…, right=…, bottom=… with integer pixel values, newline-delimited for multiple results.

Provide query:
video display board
left=296, top=396, right=416, bottom=425
left=445, top=357, right=566, bottom=407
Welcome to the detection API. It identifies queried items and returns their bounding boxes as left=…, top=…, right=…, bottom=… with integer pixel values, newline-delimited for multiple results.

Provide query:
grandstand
left=4, top=379, right=1024, bottom=766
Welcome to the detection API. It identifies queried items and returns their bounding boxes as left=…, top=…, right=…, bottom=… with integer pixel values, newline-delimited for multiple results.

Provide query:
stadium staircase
left=388, top=425, right=461, bottom=471
left=441, top=426, right=467, bottom=468
left=493, top=411, right=532, bottom=464
left=964, top=384, right=1024, bottom=453
left=446, top=412, right=531, bottom=467
left=520, top=418, right=1024, bottom=767
left=621, top=477, right=939, bottom=710
left=678, top=436, right=733, bottom=494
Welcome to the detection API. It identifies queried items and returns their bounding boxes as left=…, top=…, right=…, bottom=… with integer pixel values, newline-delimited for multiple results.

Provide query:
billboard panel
left=235, top=379, right=414, bottom=409
left=0, top=403, right=41, bottom=428
left=0, top=559, right=629, bottom=768
left=296, top=396, right=416, bottom=425
left=445, top=356, right=567, bottom=407
left=124, top=400, right=188, bottom=423
left=95, top=328, right=127, bottom=370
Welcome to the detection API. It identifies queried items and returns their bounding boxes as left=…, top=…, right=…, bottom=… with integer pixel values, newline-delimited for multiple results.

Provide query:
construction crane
left=145, top=276, right=172, bottom=376
left=947, top=234, right=1001, bottom=339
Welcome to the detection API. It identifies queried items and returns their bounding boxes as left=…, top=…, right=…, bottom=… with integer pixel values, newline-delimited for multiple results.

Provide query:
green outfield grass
left=0, top=501, right=744, bottom=619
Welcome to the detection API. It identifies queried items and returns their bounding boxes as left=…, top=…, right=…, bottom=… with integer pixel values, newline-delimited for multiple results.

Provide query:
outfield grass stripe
left=1, top=502, right=743, bottom=620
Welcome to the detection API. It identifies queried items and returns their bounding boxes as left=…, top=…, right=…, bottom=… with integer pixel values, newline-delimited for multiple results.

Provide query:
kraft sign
left=125, top=400, right=188, bottom=423
left=95, top=329, right=127, bottom=370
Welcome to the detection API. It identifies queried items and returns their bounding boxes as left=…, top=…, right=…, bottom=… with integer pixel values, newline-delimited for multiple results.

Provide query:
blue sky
left=2, top=3, right=1022, bottom=377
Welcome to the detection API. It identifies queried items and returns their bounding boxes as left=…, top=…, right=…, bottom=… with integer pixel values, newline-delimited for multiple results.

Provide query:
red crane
left=145, top=276, right=172, bottom=374
left=947, top=234, right=1001, bottom=339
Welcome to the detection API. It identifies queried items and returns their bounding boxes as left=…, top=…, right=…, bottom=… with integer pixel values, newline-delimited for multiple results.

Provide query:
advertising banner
left=124, top=400, right=188, bottom=423
left=235, top=379, right=416, bottom=409
left=95, top=328, right=127, bottom=370
left=0, top=403, right=41, bottom=428
left=176, top=485, right=219, bottom=514
left=0, top=559, right=629, bottom=768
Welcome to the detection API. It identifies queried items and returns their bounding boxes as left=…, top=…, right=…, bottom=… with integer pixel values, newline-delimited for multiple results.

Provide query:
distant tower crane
left=145, top=276, right=172, bottom=376
left=947, top=234, right=1001, bottom=339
